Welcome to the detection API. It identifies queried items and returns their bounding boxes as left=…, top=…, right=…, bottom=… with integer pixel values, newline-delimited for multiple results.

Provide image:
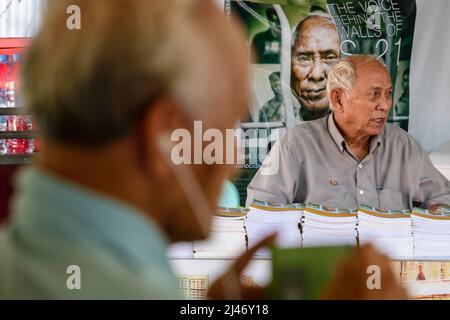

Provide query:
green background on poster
left=228, top=0, right=416, bottom=206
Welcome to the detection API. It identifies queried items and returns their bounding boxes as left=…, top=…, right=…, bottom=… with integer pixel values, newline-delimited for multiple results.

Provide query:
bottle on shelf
left=0, top=54, right=9, bottom=108
left=0, top=52, right=35, bottom=157
left=0, top=116, right=7, bottom=155
left=25, top=116, right=35, bottom=154
left=5, top=53, right=21, bottom=108
left=6, top=115, right=29, bottom=155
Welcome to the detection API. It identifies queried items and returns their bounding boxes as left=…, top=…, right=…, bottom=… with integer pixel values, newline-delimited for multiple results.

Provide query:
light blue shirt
left=0, top=167, right=179, bottom=299
left=219, top=180, right=240, bottom=208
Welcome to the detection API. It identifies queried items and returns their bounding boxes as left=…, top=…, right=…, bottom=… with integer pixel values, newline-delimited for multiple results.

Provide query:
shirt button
left=358, top=164, right=363, bottom=169
left=359, top=190, right=364, bottom=195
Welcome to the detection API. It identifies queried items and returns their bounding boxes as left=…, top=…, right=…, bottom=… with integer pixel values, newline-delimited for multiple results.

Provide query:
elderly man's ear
left=330, top=89, right=345, bottom=113
left=137, top=97, right=191, bottom=177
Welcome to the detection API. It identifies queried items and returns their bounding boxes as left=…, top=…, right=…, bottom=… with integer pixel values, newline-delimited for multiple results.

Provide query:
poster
left=227, top=0, right=416, bottom=205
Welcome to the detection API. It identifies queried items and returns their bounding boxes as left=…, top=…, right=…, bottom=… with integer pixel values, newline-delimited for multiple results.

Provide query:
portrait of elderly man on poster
left=247, top=55, right=450, bottom=211
left=291, top=11, right=340, bottom=122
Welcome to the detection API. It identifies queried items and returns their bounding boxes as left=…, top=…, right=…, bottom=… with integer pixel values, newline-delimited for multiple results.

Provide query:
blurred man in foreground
left=0, top=0, right=405, bottom=299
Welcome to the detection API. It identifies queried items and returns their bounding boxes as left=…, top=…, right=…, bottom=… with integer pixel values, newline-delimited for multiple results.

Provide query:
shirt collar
left=369, top=132, right=383, bottom=153
left=327, top=113, right=383, bottom=154
left=11, top=167, right=171, bottom=268
left=327, top=113, right=347, bottom=152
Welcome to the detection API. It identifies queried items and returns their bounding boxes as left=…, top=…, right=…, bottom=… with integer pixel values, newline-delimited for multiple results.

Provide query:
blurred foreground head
left=22, top=0, right=250, bottom=241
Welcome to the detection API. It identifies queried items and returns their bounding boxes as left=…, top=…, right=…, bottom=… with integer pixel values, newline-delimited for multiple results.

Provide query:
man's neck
left=345, top=134, right=371, bottom=149
left=300, top=106, right=331, bottom=121
left=334, top=116, right=372, bottom=161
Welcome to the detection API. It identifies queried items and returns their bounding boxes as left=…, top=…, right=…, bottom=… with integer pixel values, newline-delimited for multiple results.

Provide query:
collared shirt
left=246, top=114, right=450, bottom=210
left=0, top=167, right=179, bottom=299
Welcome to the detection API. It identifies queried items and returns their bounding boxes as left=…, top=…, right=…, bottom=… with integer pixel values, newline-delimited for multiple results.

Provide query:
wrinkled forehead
left=294, top=20, right=340, bottom=53
left=354, top=60, right=393, bottom=91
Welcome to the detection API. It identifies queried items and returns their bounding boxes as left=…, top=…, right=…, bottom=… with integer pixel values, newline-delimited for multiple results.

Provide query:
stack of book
left=245, top=202, right=303, bottom=257
left=358, top=205, right=413, bottom=259
left=168, top=203, right=450, bottom=261
left=301, top=204, right=358, bottom=247
left=193, top=208, right=247, bottom=258
left=412, top=208, right=450, bottom=259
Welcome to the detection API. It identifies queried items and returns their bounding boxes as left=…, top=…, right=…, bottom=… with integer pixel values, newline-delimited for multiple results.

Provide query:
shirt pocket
left=311, top=183, right=354, bottom=209
left=359, top=188, right=380, bottom=209
left=378, top=188, right=409, bottom=210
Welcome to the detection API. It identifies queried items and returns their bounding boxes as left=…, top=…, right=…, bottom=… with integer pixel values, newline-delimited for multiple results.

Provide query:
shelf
left=0, top=131, right=36, bottom=139
left=0, top=108, right=30, bottom=116
left=0, top=154, right=34, bottom=165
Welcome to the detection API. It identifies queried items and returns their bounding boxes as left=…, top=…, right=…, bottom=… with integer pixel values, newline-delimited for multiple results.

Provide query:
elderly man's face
left=292, top=18, right=340, bottom=111
left=342, top=61, right=393, bottom=137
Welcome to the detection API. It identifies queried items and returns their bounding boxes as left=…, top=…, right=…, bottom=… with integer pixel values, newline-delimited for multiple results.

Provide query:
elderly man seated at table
left=247, top=55, right=450, bottom=211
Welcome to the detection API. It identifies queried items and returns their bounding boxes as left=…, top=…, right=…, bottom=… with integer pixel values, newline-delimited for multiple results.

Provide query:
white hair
left=326, top=60, right=357, bottom=98
left=326, top=55, right=378, bottom=108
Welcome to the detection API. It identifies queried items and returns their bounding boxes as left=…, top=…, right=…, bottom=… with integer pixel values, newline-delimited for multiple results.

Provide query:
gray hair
left=326, top=55, right=378, bottom=105
left=21, top=0, right=226, bottom=146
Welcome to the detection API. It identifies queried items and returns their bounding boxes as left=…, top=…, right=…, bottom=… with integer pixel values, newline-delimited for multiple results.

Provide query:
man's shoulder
left=0, top=229, right=178, bottom=299
left=383, top=123, right=422, bottom=151
left=283, top=117, right=328, bottom=145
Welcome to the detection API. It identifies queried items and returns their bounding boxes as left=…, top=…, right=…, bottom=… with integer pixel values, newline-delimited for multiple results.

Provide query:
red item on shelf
left=0, top=56, right=8, bottom=92
left=6, top=116, right=30, bottom=155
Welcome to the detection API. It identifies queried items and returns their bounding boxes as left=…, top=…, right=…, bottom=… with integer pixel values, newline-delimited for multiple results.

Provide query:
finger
left=241, top=286, right=267, bottom=300
left=232, top=233, right=277, bottom=275
left=358, top=244, right=393, bottom=268
left=358, top=243, right=378, bottom=255
left=208, top=234, right=277, bottom=300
